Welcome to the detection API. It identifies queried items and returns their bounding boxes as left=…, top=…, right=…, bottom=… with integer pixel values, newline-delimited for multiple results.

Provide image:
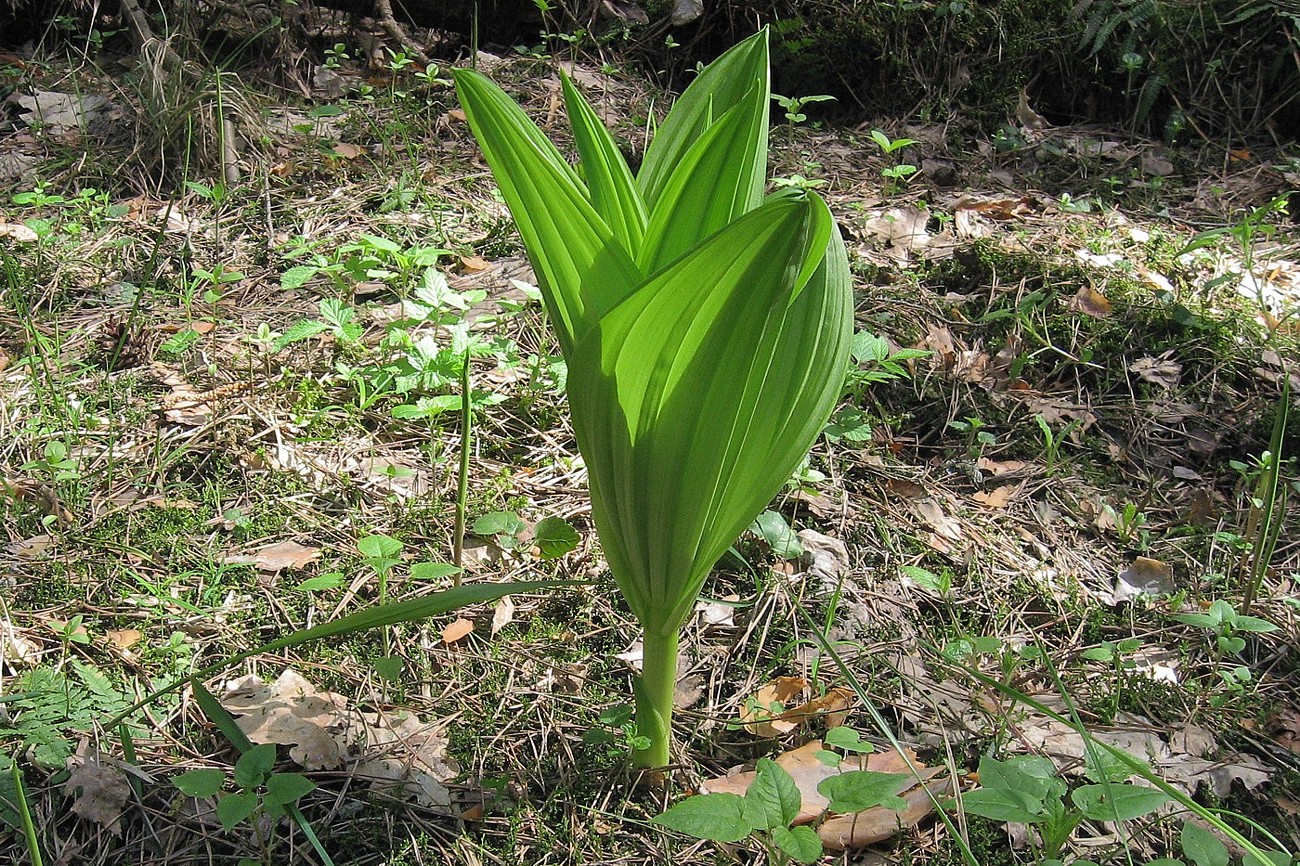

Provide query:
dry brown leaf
left=778, top=687, right=855, bottom=728
left=913, top=498, right=962, bottom=540
left=459, top=255, right=490, bottom=272
left=0, top=222, right=39, bottom=242
left=225, top=539, right=321, bottom=572
left=490, top=596, right=514, bottom=636
left=105, top=629, right=142, bottom=651
left=1129, top=353, right=1182, bottom=389
left=64, top=752, right=131, bottom=834
left=798, top=530, right=850, bottom=584
left=442, top=617, right=474, bottom=644
left=738, top=676, right=808, bottom=737
left=972, top=484, right=1016, bottom=509
left=1072, top=285, right=1112, bottom=317
left=1112, top=556, right=1176, bottom=603
left=332, top=142, right=362, bottom=159
left=221, top=670, right=348, bottom=769
left=976, top=457, right=1027, bottom=476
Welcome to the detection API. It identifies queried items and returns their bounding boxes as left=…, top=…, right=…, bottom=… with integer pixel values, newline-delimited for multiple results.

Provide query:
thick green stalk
left=634, top=630, right=679, bottom=768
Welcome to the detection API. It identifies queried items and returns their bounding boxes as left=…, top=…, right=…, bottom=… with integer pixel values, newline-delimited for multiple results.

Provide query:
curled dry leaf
left=703, top=740, right=948, bottom=848
left=490, top=595, right=515, bottom=636
left=972, top=484, right=1016, bottom=510
left=738, top=676, right=808, bottom=737
left=64, top=751, right=131, bottom=834
left=442, top=617, right=475, bottom=644
left=225, top=539, right=321, bottom=572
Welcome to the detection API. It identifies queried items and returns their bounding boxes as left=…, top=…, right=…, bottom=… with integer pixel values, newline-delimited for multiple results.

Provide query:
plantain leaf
left=569, top=194, right=852, bottom=633
left=637, top=30, right=770, bottom=213
left=452, top=69, right=642, bottom=355
left=561, top=71, right=646, bottom=256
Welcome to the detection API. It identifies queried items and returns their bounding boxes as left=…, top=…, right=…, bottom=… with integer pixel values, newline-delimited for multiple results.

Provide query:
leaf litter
left=218, top=668, right=462, bottom=810
left=703, top=740, right=950, bottom=850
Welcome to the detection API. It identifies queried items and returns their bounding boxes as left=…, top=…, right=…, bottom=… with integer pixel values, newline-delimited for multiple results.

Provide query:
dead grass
left=0, top=40, right=1298, bottom=866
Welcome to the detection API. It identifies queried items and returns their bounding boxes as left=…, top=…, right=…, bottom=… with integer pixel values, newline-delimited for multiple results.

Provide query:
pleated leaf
left=561, top=71, right=646, bottom=256
left=637, top=29, right=770, bottom=213
left=638, top=83, right=770, bottom=273
left=569, top=194, right=852, bottom=633
left=452, top=69, right=642, bottom=355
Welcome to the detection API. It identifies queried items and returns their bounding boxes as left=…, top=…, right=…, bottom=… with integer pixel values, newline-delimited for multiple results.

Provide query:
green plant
left=173, top=743, right=316, bottom=858
left=582, top=703, right=651, bottom=757
left=453, top=30, right=853, bottom=767
left=947, top=417, right=997, bottom=459
left=771, top=92, right=836, bottom=126
left=1034, top=413, right=1081, bottom=476
left=1170, top=599, right=1277, bottom=657
left=868, top=129, right=919, bottom=194
left=1235, top=378, right=1291, bottom=613
left=958, top=752, right=1169, bottom=862
left=654, top=740, right=909, bottom=864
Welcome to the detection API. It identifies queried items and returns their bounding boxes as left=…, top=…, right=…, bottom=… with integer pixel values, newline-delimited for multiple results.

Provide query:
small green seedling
left=1170, top=599, right=1278, bottom=656
left=173, top=743, right=316, bottom=836
left=655, top=748, right=909, bottom=864
left=958, top=753, right=1168, bottom=862
left=582, top=703, right=651, bottom=756
left=771, top=92, right=836, bottom=126
left=869, top=129, right=920, bottom=194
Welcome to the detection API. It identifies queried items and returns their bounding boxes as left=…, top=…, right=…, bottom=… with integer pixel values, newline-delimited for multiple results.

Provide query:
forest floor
left=1, top=39, right=1299, bottom=866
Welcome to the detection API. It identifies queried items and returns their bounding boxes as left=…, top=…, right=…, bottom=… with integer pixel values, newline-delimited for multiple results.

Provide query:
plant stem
left=453, top=352, right=471, bottom=585
left=633, top=630, right=678, bottom=768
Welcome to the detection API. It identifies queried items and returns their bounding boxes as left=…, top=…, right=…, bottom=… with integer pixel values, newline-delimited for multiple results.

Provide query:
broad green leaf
left=1181, top=821, right=1229, bottom=866
left=958, top=787, right=1045, bottom=824
left=357, top=534, right=403, bottom=562
left=534, top=516, right=580, bottom=559
left=216, top=791, right=259, bottom=830
left=638, top=30, right=769, bottom=212
left=234, top=743, right=276, bottom=789
left=561, top=71, right=646, bottom=255
left=173, top=768, right=224, bottom=798
left=473, top=511, right=526, bottom=537
left=749, top=510, right=803, bottom=560
left=772, top=825, right=823, bottom=864
left=410, top=562, right=461, bottom=580
left=638, top=85, right=770, bottom=273
left=976, top=754, right=1058, bottom=805
left=743, top=758, right=802, bottom=830
left=372, top=655, right=403, bottom=681
left=264, top=773, right=317, bottom=807
left=1071, top=783, right=1169, bottom=821
left=452, top=69, right=642, bottom=355
left=823, top=726, right=873, bottom=753
left=652, top=793, right=753, bottom=841
left=569, top=195, right=851, bottom=632
left=816, top=770, right=909, bottom=813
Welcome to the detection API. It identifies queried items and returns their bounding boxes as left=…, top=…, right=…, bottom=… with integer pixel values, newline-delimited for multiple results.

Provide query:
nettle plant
left=453, top=30, right=853, bottom=767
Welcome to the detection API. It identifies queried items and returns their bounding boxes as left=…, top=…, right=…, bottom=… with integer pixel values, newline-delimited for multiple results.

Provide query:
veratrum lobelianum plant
left=453, top=29, right=853, bottom=768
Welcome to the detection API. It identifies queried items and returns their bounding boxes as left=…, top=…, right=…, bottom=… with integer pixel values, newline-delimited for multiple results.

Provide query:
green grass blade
left=637, top=29, right=769, bottom=213
left=570, top=196, right=850, bottom=633
left=562, top=71, right=646, bottom=255
left=106, top=581, right=579, bottom=729
left=10, top=759, right=43, bottom=866
left=638, top=85, right=770, bottom=273
left=453, top=69, right=642, bottom=354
